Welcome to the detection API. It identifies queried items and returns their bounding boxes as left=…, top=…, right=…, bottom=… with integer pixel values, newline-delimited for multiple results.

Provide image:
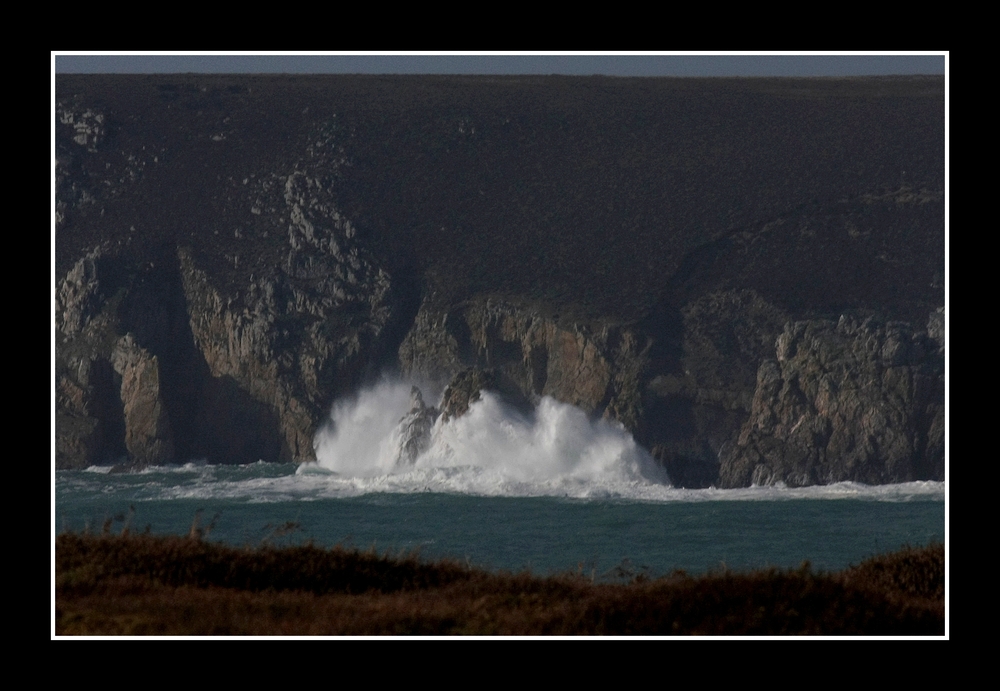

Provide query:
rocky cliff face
left=399, top=297, right=646, bottom=425
left=55, top=75, right=945, bottom=485
left=718, top=315, right=945, bottom=487
left=55, top=85, right=402, bottom=467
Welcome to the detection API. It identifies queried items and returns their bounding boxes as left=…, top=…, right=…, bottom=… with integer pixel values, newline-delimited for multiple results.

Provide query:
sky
left=53, top=53, right=946, bottom=77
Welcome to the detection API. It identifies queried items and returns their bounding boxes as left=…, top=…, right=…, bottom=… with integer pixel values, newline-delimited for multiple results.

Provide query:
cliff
left=54, top=74, right=945, bottom=486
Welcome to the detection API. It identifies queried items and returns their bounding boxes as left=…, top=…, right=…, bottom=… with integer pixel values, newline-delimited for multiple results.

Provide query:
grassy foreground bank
left=55, top=533, right=944, bottom=636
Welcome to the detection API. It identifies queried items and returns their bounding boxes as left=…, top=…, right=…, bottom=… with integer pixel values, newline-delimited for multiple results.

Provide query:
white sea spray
left=308, top=377, right=668, bottom=497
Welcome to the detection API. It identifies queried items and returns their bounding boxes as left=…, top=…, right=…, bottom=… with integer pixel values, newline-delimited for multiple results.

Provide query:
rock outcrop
left=399, top=298, right=645, bottom=424
left=718, top=315, right=945, bottom=487
left=55, top=75, right=945, bottom=486
left=394, top=386, right=439, bottom=465
left=110, top=334, right=174, bottom=466
left=439, top=369, right=498, bottom=422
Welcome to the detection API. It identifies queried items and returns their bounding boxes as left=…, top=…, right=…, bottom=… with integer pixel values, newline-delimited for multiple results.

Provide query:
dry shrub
left=55, top=533, right=944, bottom=636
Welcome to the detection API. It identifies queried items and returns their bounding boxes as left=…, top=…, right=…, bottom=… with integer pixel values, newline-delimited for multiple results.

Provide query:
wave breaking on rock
left=307, top=377, right=669, bottom=497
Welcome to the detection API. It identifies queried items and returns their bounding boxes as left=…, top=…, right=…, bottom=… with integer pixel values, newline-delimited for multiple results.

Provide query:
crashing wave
left=311, top=378, right=669, bottom=494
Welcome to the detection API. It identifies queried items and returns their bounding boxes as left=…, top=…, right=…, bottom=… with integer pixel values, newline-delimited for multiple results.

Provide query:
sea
left=54, top=378, right=946, bottom=578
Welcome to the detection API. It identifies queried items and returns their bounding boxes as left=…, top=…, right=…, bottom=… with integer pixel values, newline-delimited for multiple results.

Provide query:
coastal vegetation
left=55, top=530, right=944, bottom=636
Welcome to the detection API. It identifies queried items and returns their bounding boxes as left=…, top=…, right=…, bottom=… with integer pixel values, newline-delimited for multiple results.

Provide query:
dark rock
left=650, top=445, right=720, bottom=489
left=394, top=386, right=439, bottom=465
left=637, top=290, right=790, bottom=487
left=440, top=368, right=499, bottom=421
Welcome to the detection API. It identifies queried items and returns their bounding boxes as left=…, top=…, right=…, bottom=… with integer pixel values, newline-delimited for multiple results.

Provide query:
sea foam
left=307, top=378, right=669, bottom=497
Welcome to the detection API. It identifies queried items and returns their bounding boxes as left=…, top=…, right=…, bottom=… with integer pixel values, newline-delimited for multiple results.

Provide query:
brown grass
left=55, top=534, right=944, bottom=636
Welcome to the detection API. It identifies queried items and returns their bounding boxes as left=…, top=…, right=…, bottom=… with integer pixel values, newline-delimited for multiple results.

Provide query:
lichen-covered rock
left=718, top=315, right=944, bottom=487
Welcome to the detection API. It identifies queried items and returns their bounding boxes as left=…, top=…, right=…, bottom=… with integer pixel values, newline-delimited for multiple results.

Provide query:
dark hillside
left=55, top=75, right=945, bottom=486
left=56, top=75, right=943, bottom=320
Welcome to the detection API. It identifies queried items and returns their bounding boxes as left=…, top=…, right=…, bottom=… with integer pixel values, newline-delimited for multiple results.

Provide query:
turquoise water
left=55, top=463, right=945, bottom=577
